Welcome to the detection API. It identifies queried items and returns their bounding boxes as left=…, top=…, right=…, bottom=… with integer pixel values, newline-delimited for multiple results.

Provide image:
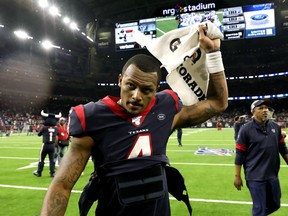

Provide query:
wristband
left=206, top=51, right=224, bottom=74
left=206, top=49, right=220, bottom=53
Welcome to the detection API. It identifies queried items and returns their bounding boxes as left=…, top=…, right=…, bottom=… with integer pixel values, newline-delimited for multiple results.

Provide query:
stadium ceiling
left=0, top=0, right=287, bottom=53
left=0, top=0, right=187, bottom=51
left=0, top=0, right=288, bottom=107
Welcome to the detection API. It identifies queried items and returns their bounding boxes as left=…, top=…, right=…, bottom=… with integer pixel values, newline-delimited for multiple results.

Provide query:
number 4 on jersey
left=127, top=134, right=152, bottom=159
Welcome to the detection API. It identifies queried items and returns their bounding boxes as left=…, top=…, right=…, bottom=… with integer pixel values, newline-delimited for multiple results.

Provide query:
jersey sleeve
left=68, top=105, right=85, bottom=136
left=68, top=102, right=97, bottom=137
left=235, top=125, right=248, bottom=165
left=277, top=125, right=288, bottom=160
left=161, top=89, right=182, bottom=113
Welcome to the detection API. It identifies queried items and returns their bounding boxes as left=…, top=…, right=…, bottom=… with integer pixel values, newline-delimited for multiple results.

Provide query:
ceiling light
left=41, top=40, right=53, bottom=49
left=38, top=0, right=49, bottom=8
left=41, top=40, right=61, bottom=50
left=63, top=17, right=70, bottom=24
left=69, top=22, right=79, bottom=31
left=14, top=30, right=33, bottom=40
left=49, top=6, right=61, bottom=17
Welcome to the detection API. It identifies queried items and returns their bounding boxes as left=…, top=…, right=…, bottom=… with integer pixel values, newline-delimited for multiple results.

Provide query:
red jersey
left=57, top=123, right=69, bottom=141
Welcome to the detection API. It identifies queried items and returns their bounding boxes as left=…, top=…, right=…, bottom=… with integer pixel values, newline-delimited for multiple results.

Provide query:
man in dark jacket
left=234, top=100, right=288, bottom=216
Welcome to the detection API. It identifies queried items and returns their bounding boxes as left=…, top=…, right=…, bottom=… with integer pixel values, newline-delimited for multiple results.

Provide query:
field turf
left=0, top=128, right=287, bottom=216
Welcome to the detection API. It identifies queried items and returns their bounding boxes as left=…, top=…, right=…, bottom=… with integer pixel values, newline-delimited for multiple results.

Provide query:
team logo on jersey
left=48, top=128, right=55, bottom=133
left=132, top=116, right=142, bottom=126
left=157, top=113, right=166, bottom=120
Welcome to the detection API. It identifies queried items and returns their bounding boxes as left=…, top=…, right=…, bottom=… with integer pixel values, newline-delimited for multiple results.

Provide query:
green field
left=156, top=17, right=178, bottom=37
left=155, top=11, right=224, bottom=37
left=0, top=128, right=287, bottom=216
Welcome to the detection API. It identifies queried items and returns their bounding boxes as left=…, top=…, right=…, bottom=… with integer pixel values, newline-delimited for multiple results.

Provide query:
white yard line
left=0, top=184, right=287, bottom=207
left=0, top=184, right=81, bottom=193
left=0, top=156, right=39, bottom=160
left=170, top=162, right=288, bottom=168
left=1, top=156, right=287, bottom=168
left=0, top=147, right=39, bottom=149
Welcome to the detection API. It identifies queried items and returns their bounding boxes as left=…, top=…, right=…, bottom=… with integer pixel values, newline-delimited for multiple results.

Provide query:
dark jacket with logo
left=235, top=118, right=288, bottom=181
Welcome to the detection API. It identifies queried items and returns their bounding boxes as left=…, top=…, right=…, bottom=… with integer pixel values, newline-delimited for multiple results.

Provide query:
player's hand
left=234, top=175, right=243, bottom=191
left=198, top=24, right=220, bottom=53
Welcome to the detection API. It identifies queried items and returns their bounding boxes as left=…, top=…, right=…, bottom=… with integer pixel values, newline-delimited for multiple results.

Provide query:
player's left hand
left=234, top=175, right=243, bottom=191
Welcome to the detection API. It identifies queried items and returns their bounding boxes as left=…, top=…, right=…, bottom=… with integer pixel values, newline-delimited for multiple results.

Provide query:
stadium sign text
left=162, top=2, right=216, bottom=16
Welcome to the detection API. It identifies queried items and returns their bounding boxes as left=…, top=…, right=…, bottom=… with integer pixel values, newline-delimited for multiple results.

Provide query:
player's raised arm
left=173, top=24, right=228, bottom=129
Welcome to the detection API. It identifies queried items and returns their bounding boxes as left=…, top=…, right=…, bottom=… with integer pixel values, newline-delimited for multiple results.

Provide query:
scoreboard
left=222, top=3, right=275, bottom=40
left=223, top=7, right=243, bottom=17
left=115, top=18, right=157, bottom=51
left=114, top=2, right=276, bottom=51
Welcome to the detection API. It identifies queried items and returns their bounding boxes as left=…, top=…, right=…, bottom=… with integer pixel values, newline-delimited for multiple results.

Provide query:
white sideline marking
left=186, top=129, right=209, bottom=134
left=0, top=184, right=287, bottom=207
left=172, top=162, right=233, bottom=166
left=0, top=157, right=287, bottom=168
left=170, top=162, right=288, bottom=168
left=0, top=156, right=39, bottom=160
left=0, top=147, right=39, bottom=149
left=170, top=197, right=288, bottom=206
left=156, top=28, right=165, bottom=34
left=0, top=184, right=81, bottom=193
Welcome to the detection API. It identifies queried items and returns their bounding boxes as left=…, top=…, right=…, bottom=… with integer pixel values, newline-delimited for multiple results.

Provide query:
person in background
left=175, top=15, right=184, bottom=28
left=216, top=121, right=222, bottom=130
left=33, top=111, right=61, bottom=177
left=234, top=99, right=288, bottom=216
left=282, top=130, right=287, bottom=139
left=54, top=117, right=69, bottom=166
left=177, top=128, right=183, bottom=147
left=233, top=115, right=246, bottom=141
left=39, top=24, right=228, bottom=216
left=27, top=124, right=33, bottom=136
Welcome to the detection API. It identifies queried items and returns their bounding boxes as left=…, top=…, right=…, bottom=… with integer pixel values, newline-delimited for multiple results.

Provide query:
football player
left=40, top=24, right=228, bottom=216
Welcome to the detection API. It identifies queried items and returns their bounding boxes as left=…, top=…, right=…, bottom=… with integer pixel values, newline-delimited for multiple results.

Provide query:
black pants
left=37, top=143, right=55, bottom=175
left=247, top=177, right=281, bottom=216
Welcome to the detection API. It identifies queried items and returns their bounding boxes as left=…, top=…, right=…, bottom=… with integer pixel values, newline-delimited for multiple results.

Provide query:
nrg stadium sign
left=162, top=2, right=216, bottom=16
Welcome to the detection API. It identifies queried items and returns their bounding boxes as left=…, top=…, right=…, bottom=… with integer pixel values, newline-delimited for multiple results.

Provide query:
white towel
left=135, top=21, right=223, bottom=105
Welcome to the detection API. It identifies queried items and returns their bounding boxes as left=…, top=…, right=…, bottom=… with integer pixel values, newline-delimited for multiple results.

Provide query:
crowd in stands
left=0, top=111, right=43, bottom=136
left=1, top=98, right=287, bottom=136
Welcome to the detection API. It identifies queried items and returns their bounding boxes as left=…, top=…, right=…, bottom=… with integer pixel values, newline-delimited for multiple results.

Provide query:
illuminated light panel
left=41, top=40, right=52, bottom=49
left=38, top=0, right=49, bottom=8
left=228, top=93, right=288, bottom=100
left=35, top=1, right=95, bottom=43
left=63, top=17, right=70, bottom=24
left=49, top=6, right=61, bottom=17
left=41, top=40, right=60, bottom=49
left=14, top=30, right=33, bottom=40
left=69, top=22, right=79, bottom=31
left=86, top=36, right=94, bottom=42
